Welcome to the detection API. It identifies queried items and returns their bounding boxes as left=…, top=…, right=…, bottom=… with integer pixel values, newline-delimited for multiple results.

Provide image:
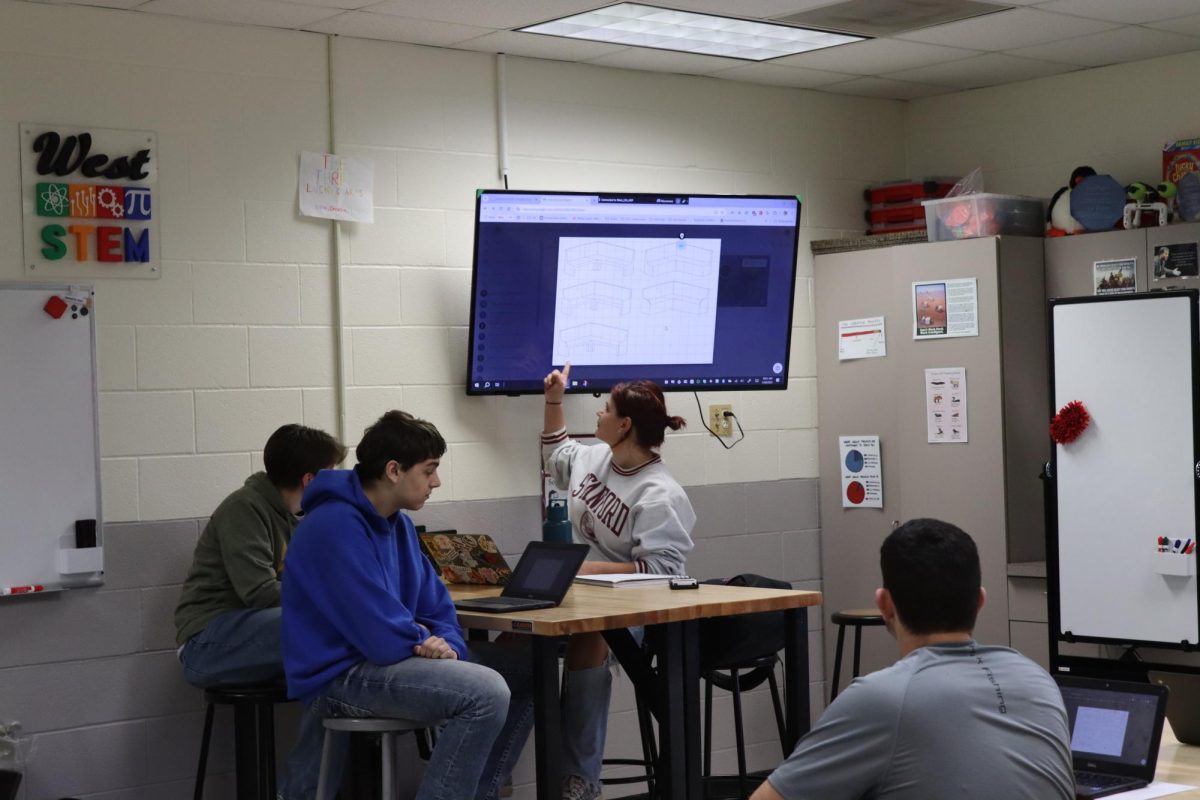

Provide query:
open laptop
left=418, top=530, right=514, bottom=585
left=453, top=541, right=589, bottom=613
left=1054, top=674, right=1169, bottom=799
left=1148, top=670, right=1200, bottom=745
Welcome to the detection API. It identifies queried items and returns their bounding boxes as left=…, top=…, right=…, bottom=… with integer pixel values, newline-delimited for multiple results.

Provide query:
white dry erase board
left=0, top=283, right=103, bottom=596
left=1049, top=291, right=1199, bottom=646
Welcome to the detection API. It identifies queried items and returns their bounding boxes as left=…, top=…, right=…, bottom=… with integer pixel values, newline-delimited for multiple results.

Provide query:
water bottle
left=543, top=496, right=572, bottom=544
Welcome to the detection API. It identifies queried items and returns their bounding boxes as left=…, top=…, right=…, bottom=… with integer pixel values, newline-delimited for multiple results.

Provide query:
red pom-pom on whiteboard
left=1050, top=400, right=1090, bottom=445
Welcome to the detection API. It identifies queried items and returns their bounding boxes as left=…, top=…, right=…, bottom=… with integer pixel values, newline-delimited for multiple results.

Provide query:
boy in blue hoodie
left=279, top=410, right=532, bottom=800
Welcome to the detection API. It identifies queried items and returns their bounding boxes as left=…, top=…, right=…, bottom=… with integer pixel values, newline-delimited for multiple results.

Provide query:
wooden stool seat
left=829, top=609, right=886, bottom=703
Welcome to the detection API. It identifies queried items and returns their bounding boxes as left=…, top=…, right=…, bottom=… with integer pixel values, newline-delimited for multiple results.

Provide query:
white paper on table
left=1100, top=782, right=1195, bottom=799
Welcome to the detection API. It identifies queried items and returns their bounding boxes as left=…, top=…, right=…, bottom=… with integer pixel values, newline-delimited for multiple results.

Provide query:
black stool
left=193, top=683, right=290, bottom=800
left=829, top=609, right=886, bottom=702
left=702, top=655, right=787, bottom=800
left=601, top=689, right=659, bottom=797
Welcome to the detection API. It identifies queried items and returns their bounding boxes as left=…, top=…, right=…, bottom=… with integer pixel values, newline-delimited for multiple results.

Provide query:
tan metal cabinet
left=815, top=236, right=1048, bottom=683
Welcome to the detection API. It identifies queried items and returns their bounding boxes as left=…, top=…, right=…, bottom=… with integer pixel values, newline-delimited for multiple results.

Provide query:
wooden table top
left=1155, top=724, right=1200, bottom=796
left=450, top=582, right=823, bottom=636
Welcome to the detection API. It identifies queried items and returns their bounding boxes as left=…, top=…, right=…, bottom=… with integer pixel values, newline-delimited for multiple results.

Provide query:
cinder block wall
left=0, top=1, right=906, bottom=796
left=1, top=479, right=820, bottom=800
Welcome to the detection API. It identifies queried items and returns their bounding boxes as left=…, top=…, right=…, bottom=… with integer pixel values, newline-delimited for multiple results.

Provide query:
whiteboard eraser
left=1153, top=551, right=1194, bottom=577
left=57, top=547, right=103, bottom=574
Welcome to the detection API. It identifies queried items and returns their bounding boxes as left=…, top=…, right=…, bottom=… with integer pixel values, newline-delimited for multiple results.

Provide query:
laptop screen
left=503, top=541, right=589, bottom=601
left=1055, top=676, right=1167, bottom=777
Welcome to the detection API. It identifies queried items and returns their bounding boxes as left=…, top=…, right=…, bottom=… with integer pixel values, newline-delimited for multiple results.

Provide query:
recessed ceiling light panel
left=519, top=3, right=866, bottom=62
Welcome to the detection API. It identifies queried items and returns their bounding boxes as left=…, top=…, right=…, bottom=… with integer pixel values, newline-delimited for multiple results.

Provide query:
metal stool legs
left=829, top=610, right=886, bottom=703
left=830, top=623, right=848, bottom=702
left=193, top=701, right=217, bottom=800
left=702, top=658, right=787, bottom=800
left=193, top=685, right=288, bottom=800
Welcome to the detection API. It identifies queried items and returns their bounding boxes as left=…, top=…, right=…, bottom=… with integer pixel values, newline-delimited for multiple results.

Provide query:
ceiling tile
left=23, top=0, right=148, bottom=8
left=1007, top=25, right=1200, bottom=67
left=1148, top=13, right=1200, bottom=37
left=889, top=52, right=1080, bottom=88
left=362, top=0, right=602, bottom=29
left=1037, top=0, right=1200, bottom=24
left=821, top=75, right=954, bottom=99
left=773, top=37, right=979, bottom=74
left=138, top=0, right=340, bottom=27
left=305, top=10, right=495, bottom=45
left=583, top=46, right=748, bottom=76
left=452, top=30, right=628, bottom=61
left=897, top=7, right=1118, bottom=50
left=275, top=0, right=378, bottom=8
left=707, top=62, right=857, bottom=88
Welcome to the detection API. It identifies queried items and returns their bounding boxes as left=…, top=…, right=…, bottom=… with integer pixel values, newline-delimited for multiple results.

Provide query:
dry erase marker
left=0, top=585, right=44, bottom=596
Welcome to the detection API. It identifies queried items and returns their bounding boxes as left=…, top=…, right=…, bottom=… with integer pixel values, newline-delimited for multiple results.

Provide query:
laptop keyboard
left=1074, top=771, right=1131, bottom=790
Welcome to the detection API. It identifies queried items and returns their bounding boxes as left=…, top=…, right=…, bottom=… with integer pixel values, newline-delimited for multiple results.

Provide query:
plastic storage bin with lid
left=922, top=194, right=1044, bottom=241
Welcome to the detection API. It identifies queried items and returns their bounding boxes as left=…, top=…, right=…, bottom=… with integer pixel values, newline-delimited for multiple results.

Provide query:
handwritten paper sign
left=299, top=152, right=373, bottom=223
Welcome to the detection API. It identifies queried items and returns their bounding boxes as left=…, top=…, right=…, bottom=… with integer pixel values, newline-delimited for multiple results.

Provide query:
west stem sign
left=21, top=124, right=159, bottom=279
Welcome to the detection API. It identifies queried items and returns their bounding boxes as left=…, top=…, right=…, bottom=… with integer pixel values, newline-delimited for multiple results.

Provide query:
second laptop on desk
left=1055, top=674, right=1168, bottom=799
left=452, top=541, right=589, bottom=613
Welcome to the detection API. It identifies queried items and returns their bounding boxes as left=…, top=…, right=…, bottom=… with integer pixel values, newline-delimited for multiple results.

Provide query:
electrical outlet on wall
left=708, top=404, right=733, bottom=437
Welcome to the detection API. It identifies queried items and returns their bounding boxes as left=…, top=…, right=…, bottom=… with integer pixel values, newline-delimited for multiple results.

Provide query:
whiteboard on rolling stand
left=0, top=283, right=103, bottom=597
left=1049, top=291, right=1199, bottom=646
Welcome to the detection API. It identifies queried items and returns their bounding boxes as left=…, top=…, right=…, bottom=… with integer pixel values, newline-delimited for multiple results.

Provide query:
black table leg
left=653, top=622, right=689, bottom=800
left=680, top=619, right=701, bottom=800
left=532, top=636, right=565, bottom=800
left=782, top=607, right=811, bottom=752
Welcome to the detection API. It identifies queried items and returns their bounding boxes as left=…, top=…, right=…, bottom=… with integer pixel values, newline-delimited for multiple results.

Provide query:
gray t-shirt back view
left=767, top=640, right=1074, bottom=800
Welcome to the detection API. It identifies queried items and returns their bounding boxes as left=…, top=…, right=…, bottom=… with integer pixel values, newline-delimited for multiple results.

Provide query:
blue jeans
left=180, top=607, right=286, bottom=688
left=280, top=638, right=533, bottom=800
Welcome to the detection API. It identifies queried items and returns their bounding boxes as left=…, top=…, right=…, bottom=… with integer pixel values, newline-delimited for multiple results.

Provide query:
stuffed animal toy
left=1047, top=166, right=1096, bottom=236
left=1157, top=180, right=1178, bottom=220
left=1124, top=181, right=1171, bottom=228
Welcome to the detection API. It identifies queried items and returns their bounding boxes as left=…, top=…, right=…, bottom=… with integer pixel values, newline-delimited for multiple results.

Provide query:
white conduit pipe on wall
left=496, top=53, right=510, bottom=188
left=327, top=34, right=349, bottom=444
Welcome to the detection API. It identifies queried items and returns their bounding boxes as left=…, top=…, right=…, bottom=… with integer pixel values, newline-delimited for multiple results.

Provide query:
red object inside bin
left=866, top=180, right=956, bottom=206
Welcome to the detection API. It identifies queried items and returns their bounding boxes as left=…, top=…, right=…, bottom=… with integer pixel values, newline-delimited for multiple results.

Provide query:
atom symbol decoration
left=97, top=187, right=124, bottom=218
left=40, top=183, right=68, bottom=215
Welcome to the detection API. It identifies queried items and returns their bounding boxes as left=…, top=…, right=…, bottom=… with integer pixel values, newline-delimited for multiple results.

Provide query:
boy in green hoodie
left=174, top=423, right=346, bottom=687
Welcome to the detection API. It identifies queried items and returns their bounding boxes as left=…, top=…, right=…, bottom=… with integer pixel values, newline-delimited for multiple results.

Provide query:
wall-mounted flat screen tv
left=466, top=190, right=801, bottom=396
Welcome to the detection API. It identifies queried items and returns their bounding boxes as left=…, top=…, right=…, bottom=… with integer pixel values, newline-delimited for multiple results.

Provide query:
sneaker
left=561, top=773, right=602, bottom=800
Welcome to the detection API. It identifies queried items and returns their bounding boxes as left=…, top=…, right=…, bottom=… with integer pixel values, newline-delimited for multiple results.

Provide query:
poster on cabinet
left=839, top=435, right=882, bottom=508
left=838, top=316, right=887, bottom=360
left=926, top=367, right=967, bottom=443
left=912, top=278, right=978, bottom=339
left=1093, top=258, right=1137, bottom=295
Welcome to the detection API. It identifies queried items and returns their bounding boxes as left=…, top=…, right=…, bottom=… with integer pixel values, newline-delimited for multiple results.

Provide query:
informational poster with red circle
left=839, top=435, right=882, bottom=508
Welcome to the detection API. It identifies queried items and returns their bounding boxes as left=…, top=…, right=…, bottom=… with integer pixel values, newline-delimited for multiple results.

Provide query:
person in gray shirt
left=752, top=518, right=1073, bottom=800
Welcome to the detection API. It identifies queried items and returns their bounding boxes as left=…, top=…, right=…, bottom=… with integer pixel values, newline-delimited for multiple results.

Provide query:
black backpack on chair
left=698, top=573, right=792, bottom=671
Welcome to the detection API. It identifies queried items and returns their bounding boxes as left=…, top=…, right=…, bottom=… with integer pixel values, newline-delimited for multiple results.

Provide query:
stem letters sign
left=20, top=123, right=159, bottom=279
